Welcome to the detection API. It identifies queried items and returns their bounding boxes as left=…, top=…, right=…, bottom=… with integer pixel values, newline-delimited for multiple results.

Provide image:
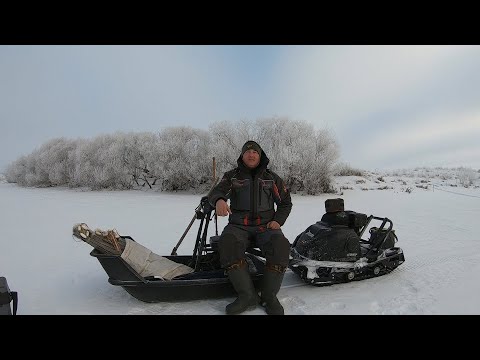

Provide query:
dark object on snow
left=345, top=211, right=368, bottom=230
left=0, top=277, right=18, bottom=315
left=325, top=198, right=344, bottom=213
left=369, top=226, right=397, bottom=249
left=321, top=211, right=349, bottom=226
left=321, top=210, right=368, bottom=236
left=290, top=214, right=405, bottom=286
left=293, top=221, right=361, bottom=262
left=321, top=210, right=367, bottom=227
left=90, top=196, right=265, bottom=302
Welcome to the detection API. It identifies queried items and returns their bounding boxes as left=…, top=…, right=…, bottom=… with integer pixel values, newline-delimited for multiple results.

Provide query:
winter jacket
left=208, top=142, right=292, bottom=227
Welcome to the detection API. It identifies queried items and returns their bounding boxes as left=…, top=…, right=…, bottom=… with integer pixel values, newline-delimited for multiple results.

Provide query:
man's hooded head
left=241, top=141, right=262, bottom=157
left=239, top=140, right=266, bottom=170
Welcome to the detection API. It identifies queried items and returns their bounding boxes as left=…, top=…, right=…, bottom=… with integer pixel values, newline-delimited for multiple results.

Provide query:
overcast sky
left=1, top=45, right=479, bottom=172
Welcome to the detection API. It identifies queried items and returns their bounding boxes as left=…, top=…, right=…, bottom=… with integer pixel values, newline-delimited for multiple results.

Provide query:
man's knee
left=265, top=234, right=291, bottom=267
left=272, top=234, right=291, bottom=257
left=218, top=233, right=246, bottom=268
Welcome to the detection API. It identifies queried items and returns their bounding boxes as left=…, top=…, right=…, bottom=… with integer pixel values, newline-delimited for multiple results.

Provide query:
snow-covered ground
left=1, top=168, right=480, bottom=315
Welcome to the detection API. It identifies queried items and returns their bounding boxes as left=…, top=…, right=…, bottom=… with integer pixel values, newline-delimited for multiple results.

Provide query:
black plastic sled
left=90, top=196, right=266, bottom=302
left=289, top=214, right=405, bottom=286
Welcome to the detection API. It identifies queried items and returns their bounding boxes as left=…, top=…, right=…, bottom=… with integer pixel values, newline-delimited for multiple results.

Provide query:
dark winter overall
left=208, top=141, right=292, bottom=315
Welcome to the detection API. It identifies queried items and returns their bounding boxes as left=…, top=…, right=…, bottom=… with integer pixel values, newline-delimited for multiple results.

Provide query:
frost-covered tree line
left=5, top=117, right=340, bottom=194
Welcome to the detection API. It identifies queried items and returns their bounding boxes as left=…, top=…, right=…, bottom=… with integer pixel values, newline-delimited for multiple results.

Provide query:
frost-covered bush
left=157, top=126, right=212, bottom=191
left=334, top=163, right=365, bottom=177
left=457, top=167, right=477, bottom=188
left=6, top=117, right=341, bottom=194
left=5, top=138, right=79, bottom=187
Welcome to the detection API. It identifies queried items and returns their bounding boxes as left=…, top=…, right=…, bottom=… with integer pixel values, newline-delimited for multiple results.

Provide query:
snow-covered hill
left=333, top=167, right=479, bottom=194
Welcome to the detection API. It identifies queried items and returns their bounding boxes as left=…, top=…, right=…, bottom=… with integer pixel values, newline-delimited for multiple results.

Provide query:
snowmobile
left=289, top=211, right=405, bottom=285
left=87, top=196, right=404, bottom=303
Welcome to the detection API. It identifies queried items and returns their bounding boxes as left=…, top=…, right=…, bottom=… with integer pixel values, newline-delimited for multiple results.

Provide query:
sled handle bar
left=171, top=177, right=219, bottom=256
left=171, top=198, right=209, bottom=256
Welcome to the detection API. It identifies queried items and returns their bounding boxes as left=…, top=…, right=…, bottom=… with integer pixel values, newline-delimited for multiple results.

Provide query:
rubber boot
left=226, top=260, right=260, bottom=315
left=260, top=266, right=285, bottom=315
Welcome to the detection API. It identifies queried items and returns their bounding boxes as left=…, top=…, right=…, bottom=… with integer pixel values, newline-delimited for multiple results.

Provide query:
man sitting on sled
left=209, top=141, right=292, bottom=315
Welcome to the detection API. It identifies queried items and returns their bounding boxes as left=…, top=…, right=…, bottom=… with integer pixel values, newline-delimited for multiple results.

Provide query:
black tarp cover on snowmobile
left=292, top=221, right=362, bottom=262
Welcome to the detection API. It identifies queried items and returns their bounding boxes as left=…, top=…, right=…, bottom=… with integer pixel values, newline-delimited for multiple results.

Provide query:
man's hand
left=267, top=221, right=281, bottom=230
left=215, top=199, right=232, bottom=217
